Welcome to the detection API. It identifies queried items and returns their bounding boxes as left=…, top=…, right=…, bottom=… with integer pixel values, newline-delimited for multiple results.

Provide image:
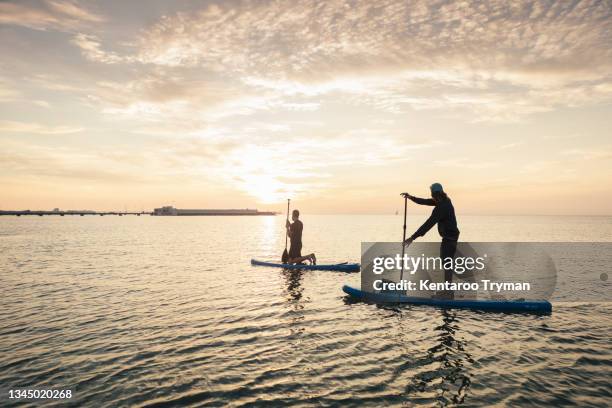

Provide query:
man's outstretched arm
left=410, top=207, right=441, bottom=240
left=402, top=193, right=435, bottom=206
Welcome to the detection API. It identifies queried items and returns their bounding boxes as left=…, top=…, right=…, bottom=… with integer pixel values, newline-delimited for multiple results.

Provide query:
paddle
left=281, top=199, right=290, bottom=263
left=398, top=193, right=409, bottom=301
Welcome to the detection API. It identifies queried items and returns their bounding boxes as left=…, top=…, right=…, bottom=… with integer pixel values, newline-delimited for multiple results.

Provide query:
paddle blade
left=281, top=249, right=289, bottom=264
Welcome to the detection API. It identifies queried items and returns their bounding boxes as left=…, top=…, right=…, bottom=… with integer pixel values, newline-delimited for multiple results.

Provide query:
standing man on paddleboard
left=286, top=209, right=317, bottom=265
left=402, top=183, right=459, bottom=297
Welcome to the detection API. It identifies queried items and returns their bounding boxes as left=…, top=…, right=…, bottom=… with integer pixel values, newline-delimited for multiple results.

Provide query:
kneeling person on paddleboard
left=402, top=183, right=459, bottom=299
left=286, top=210, right=316, bottom=265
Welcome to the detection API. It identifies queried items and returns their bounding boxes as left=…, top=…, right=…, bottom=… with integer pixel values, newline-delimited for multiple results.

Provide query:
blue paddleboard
left=342, top=284, right=552, bottom=313
left=251, top=259, right=360, bottom=272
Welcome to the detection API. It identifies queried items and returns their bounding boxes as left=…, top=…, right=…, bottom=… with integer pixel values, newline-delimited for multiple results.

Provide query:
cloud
left=134, top=1, right=611, bottom=78
left=434, top=158, right=499, bottom=170
left=33, top=100, right=51, bottom=108
left=0, top=138, right=234, bottom=185
left=114, top=0, right=609, bottom=121
left=243, top=68, right=612, bottom=122
left=1, top=1, right=606, bottom=124
left=0, top=82, right=20, bottom=101
left=37, top=0, right=608, bottom=123
left=46, top=0, right=102, bottom=23
left=519, top=159, right=562, bottom=174
left=0, top=0, right=104, bottom=31
left=499, top=142, right=524, bottom=150
left=84, top=71, right=241, bottom=124
left=27, top=74, right=93, bottom=93
left=561, top=148, right=612, bottom=161
left=0, top=145, right=154, bottom=184
left=0, top=120, right=83, bottom=134
left=71, top=34, right=124, bottom=64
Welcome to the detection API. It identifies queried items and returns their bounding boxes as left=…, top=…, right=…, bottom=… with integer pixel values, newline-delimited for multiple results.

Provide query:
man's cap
left=430, top=183, right=444, bottom=193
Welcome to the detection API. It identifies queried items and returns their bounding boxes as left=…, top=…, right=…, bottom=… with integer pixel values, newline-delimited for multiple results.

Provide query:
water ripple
left=1, top=216, right=611, bottom=406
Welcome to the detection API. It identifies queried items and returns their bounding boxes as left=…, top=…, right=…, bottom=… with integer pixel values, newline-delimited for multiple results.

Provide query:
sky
left=0, top=0, right=611, bottom=215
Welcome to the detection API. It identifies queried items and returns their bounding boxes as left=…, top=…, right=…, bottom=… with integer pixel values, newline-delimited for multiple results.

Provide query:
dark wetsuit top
left=289, top=220, right=303, bottom=258
left=409, top=197, right=459, bottom=241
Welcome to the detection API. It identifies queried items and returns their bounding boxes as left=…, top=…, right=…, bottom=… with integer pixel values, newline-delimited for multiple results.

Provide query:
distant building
left=66, top=210, right=96, bottom=214
left=152, top=206, right=276, bottom=216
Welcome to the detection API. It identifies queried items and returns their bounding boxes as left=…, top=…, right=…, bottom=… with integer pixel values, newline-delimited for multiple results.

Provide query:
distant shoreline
left=0, top=212, right=610, bottom=217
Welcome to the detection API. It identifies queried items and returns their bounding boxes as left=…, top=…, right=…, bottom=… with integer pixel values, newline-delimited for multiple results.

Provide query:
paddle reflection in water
left=281, top=269, right=306, bottom=338
left=404, top=309, right=474, bottom=405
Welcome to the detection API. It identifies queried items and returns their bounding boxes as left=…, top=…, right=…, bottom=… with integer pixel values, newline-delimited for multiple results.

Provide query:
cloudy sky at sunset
left=1, top=0, right=611, bottom=215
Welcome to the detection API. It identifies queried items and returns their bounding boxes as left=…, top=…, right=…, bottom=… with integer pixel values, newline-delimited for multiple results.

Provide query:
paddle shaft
left=398, top=195, right=408, bottom=297
left=284, top=199, right=290, bottom=250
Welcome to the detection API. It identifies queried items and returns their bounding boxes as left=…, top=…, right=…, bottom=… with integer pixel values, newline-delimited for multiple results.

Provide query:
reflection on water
left=283, top=269, right=304, bottom=303
left=282, top=269, right=306, bottom=339
left=393, top=308, right=473, bottom=406
left=0, top=215, right=611, bottom=407
left=426, top=310, right=472, bottom=405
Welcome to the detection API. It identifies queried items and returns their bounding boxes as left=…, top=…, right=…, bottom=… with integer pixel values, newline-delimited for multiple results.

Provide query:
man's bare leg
left=288, top=255, right=309, bottom=264
left=289, top=253, right=316, bottom=265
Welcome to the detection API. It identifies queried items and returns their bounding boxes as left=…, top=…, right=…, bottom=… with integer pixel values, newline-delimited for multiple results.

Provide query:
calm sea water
left=1, top=215, right=611, bottom=407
